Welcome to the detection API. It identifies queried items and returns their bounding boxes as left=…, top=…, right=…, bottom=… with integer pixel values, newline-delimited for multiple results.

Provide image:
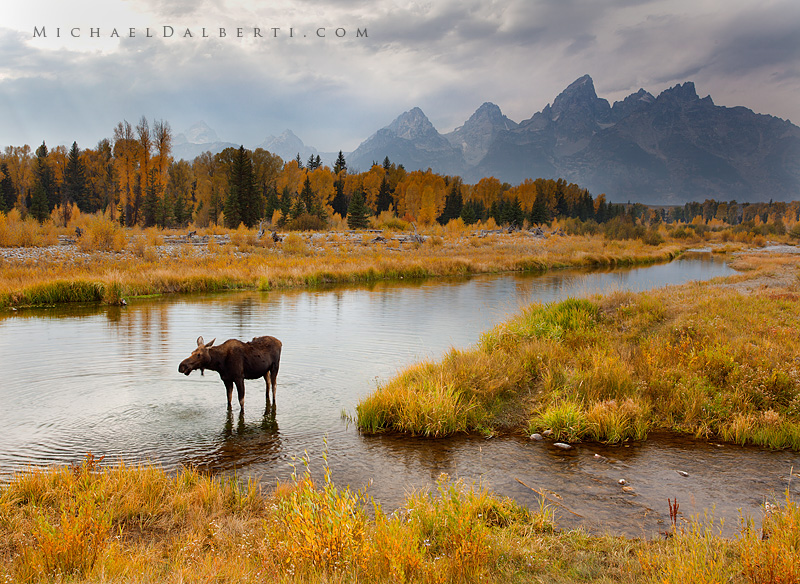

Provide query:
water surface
left=2, top=256, right=795, bottom=536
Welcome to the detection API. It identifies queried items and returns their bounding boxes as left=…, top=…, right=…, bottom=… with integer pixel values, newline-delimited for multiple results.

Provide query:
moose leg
left=269, top=363, right=279, bottom=403
left=235, top=379, right=246, bottom=410
left=224, top=380, right=234, bottom=409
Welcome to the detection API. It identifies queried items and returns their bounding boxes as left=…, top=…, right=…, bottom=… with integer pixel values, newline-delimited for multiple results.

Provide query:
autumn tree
left=113, top=120, right=140, bottom=225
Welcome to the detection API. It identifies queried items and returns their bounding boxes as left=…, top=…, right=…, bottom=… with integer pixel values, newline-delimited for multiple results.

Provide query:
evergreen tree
left=333, top=150, right=347, bottom=174
left=347, top=189, right=370, bottom=229
left=295, top=153, right=304, bottom=169
left=438, top=181, right=463, bottom=224
left=225, top=146, right=259, bottom=227
left=376, top=174, right=393, bottom=214
left=300, top=174, right=315, bottom=212
left=34, top=142, right=57, bottom=212
left=290, top=194, right=306, bottom=221
left=0, top=162, right=14, bottom=212
left=382, top=156, right=391, bottom=171
left=461, top=200, right=482, bottom=225
left=63, top=141, right=87, bottom=213
left=331, top=177, right=347, bottom=218
left=507, top=197, right=524, bottom=227
left=530, top=194, right=549, bottom=225
left=29, top=182, right=49, bottom=223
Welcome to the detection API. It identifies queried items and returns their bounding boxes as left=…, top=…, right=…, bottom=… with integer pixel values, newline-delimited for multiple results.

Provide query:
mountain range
left=173, top=123, right=336, bottom=167
left=175, top=76, right=800, bottom=204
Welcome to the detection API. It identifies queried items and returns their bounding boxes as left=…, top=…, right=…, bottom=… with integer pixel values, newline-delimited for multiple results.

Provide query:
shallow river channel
left=2, top=255, right=798, bottom=536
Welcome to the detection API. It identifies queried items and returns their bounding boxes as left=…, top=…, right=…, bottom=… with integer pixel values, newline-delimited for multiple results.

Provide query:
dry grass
left=0, top=454, right=554, bottom=584
left=0, top=219, right=684, bottom=308
left=357, top=254, right=800, bottom=449
left=2, top=454, right=797, bottom=583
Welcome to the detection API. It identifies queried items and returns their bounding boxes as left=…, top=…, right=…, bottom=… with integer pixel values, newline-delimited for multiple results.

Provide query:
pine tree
left=332, top=178, right=347, bottom=218
left=438, top=181, right=463, bottom=224
left=300, top=174, right=315, bottom=212
left=29, top=182, right=49, bottom=223
left=508, top=197, right=524, bottom=227
left=333, top=151, right=347, bottom=174
left=530, top=194, right=549, bottom=225
left=34, top=142, right=57, bottom=212
left=382, top=156, right=391, bottom=171
left=63, top=142, right=87, bottom=213
left=0, top=162, right=14, bottom=212
left=347, top=189, right=370, bottom=229
left=295, top=154, right=304, bottom=169
left=225, top=146, right=259, bottom=227
left=376, top=174, right=393, bottom=214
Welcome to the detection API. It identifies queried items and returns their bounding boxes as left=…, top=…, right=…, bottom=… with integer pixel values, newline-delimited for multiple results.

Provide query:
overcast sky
left=2, top=0, right=799, bottom=155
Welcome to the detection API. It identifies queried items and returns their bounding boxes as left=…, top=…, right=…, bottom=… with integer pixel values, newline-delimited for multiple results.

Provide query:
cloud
left=1, top=0, right=799, bottom=152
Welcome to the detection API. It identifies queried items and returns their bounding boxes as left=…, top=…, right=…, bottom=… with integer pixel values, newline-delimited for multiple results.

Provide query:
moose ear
left=197, top=336, right=204, bottom=347
left=206, top=338, right=216, bottom=348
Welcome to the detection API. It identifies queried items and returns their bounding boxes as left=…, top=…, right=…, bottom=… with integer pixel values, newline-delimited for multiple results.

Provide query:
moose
left=178, top=335, right=282, bottom=409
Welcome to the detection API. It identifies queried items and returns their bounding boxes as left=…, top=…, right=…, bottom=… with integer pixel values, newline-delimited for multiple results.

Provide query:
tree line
left=3, top=120, right=798, bottom=231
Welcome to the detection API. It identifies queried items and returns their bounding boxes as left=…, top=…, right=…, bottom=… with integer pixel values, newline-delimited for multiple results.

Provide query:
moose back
left=178, top=335, right=282, bottom=409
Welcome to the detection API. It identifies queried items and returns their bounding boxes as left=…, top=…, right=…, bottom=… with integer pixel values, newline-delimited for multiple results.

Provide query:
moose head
left=178, top=336, right=216, bottom=376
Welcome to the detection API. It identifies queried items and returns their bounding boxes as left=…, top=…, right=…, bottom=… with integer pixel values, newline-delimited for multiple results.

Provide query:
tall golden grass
left=2, top=454, right=798, bottom=583
left=0, top=454, right=550, bottom=583
left=357, top=256, right=800, bottom=449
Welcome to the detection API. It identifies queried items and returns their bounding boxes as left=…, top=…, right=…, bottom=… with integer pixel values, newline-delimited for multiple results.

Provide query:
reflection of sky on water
left=4, top=256, right=786, bottom=537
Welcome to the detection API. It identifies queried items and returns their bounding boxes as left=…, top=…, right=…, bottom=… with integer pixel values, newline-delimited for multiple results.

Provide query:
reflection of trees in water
left=188, top=402, right=281, bottom=473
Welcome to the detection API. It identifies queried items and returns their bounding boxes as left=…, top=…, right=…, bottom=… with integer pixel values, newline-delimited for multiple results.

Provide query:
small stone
left=618, top=479, right=627, bottom=485
left=542, top=429, right=553, bottom=437
left=553, top=442, right=572, bottom=450
left=622, top=486, right=635, bottom=494
left=530, top=433, right=543, bottom=441
left=676, top=470, right=689, bottom=477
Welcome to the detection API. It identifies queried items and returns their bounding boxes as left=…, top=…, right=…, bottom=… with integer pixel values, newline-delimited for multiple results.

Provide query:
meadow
left=356, top=253, right=800, bottom=450
left=2, top=209, right=799, bottom=582
left=1, top=453, right=797, bottom=583
left=0, top=208, right=688, bottom=308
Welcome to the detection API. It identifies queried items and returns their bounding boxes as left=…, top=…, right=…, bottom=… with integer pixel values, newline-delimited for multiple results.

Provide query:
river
left=2, top=255, right=797, bottom=536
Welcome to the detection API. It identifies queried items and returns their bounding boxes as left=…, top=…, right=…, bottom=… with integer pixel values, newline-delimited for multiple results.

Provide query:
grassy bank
left=1, top=456, right=797, bottom=583
left=357, top=254, right=800, bottom=450
left=0, top=217, right=686, bottom=308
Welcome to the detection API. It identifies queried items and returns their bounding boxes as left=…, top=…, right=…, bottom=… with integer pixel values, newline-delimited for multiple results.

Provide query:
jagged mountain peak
left=180, top=121, right=220, bottom=144
left=446, top=102, right=518, bottom=166
left=386, top=107, right=437, bottom=140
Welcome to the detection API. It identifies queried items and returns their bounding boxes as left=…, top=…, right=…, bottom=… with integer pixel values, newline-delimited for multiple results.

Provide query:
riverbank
left=356, top=251, right=800, bottom=451
left=0, top=227, right=683, bottom=308
left=1, top=455, right=797, bottom=584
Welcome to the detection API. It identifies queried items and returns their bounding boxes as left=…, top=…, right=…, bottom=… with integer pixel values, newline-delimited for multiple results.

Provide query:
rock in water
left=553, top=442, right=572, bottom=450
left=530, top=433, right=543, bottom=441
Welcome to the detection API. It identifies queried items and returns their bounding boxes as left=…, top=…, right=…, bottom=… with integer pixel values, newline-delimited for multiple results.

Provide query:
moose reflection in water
left=178, top=335, right=282, bottom=409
